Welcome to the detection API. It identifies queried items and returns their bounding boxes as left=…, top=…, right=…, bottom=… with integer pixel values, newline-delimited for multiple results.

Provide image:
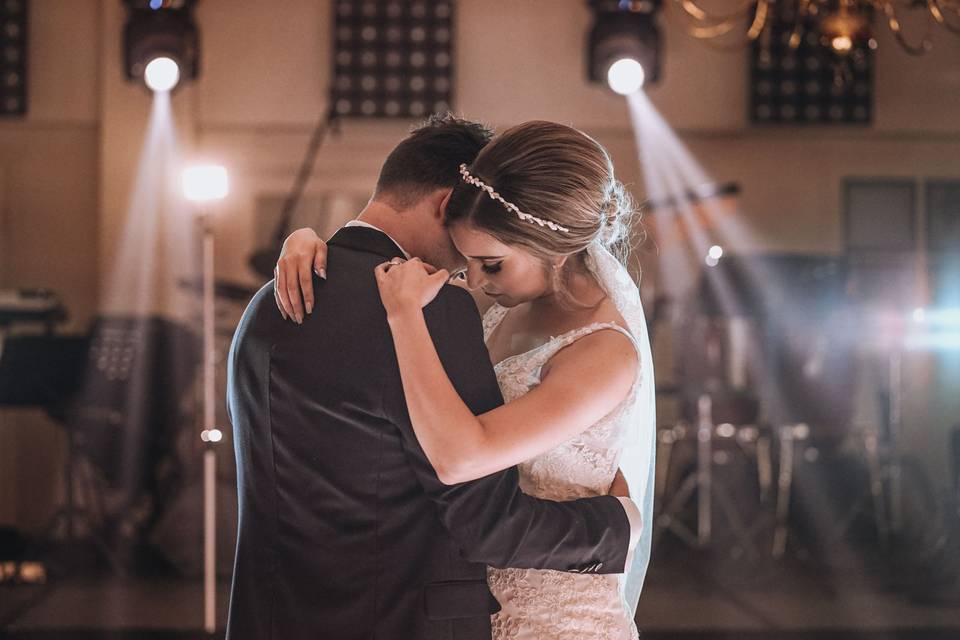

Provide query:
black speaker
left=69, top=316, right=199, bottom=493
left=0, top=335, right=88, bottom=408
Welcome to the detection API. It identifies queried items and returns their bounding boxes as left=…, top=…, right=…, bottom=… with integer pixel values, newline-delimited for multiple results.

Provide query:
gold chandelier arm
left=688, top=20, right=740, bottom=38
left=664, top=0, right=956, bottom=53
left=678, top=0, right=709, bottom=21
left=674, top=0, right=759, bottom=24
left=662, top=2, right=760, bottom=48
left=747, top=0, right=771, bottom=40
left=928, top=0, right=960, bottom=34
left=884, top=0, right=936, bottom=54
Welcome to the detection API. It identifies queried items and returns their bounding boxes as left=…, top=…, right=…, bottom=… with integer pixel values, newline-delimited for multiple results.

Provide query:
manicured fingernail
left=306, top=302, right=313, bottom=315
left=296, top=315, right=303, bottom=324
left=319, top=269, right=327, bottom=280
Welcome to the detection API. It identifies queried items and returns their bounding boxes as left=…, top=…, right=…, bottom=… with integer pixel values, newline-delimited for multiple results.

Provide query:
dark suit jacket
left=225, top=226, right=630, bottom=640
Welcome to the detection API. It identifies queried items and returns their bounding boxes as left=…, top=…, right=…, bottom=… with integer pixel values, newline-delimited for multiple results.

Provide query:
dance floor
left=2, top=632, right=960, bottom=640
left=2, top=542, right=959, bottom=639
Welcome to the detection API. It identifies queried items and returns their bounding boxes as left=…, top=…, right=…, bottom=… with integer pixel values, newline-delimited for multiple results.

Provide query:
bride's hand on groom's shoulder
left=375, top=258, right=449, bottom=319
left=275, top=227, right=327, bottom=324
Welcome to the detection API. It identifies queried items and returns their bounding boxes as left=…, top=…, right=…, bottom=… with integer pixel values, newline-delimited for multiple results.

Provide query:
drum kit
left=650, top=255, right=948, bottom=575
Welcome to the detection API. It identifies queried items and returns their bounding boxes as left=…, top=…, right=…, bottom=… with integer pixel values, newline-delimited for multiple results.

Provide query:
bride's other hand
left=609, top=468, right=630, bottom=498
left=375, top=258, right=450, bottom=319
left=275, top=227, right=327, bottom=324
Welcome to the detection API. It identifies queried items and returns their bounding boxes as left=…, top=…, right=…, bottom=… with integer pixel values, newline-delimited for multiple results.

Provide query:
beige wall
left=185, top=0, right=960, bottom=286
left=1, top=0, right=959, bottom=529
left=0, top=0, right=100, bottom=529
left=0, top=0, right=100, bottom=325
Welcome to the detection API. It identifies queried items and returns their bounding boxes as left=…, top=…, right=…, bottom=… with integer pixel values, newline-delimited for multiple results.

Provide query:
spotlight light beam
left=102, top=91, right=195, bottom=319
left=625, top=63, right=904, bottom=613
left=627, top=91, right=768, bottom=264
left=644, top=182, right=742, bottom=212
left=629, top=94, right=694, bottom=298
left=103, top=93, right=171, bottom=314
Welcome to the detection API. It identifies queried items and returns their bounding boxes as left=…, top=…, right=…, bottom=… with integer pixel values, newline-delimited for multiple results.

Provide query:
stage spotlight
left=144, top=56, right=180, bottom=92
left=587, top=0, right=662, bottom=92
left=607, top=58, right=646, bottom=95
left=123, top=0, right=199, bottom=92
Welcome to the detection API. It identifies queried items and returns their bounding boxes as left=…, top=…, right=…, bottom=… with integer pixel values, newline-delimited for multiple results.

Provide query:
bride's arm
left=275, top=227, right=327, bottom=323
left=378, top=261, right=637, bottom=485
left=273, top=229, right=495, bottom=320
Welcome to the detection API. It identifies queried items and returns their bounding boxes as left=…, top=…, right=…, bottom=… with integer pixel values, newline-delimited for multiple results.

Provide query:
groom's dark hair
left=373, top=113, right=493, bottom=209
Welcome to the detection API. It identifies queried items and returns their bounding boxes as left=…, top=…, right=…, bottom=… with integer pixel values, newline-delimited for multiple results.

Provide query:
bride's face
left=448, top=222, right=553, bottom=307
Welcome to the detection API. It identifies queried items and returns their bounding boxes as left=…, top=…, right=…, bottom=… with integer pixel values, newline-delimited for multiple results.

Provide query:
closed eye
left=481, top=262, right=502, bottom=274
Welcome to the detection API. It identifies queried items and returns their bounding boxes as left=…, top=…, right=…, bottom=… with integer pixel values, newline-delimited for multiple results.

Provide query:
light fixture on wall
left=749, top=1, right=875, bottom=124
left=123, top=0, right=200, bottom=92
left=672, top=0, right=960, bottom=56
left=330, top=0, right=455, bottom=118
left=587, top=0, right=663, bottom=93
left=0, top=0, right=27, bottom=117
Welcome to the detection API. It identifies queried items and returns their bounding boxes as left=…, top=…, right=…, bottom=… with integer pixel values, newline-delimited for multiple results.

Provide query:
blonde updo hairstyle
left=445, top=120, right=635, bottom=307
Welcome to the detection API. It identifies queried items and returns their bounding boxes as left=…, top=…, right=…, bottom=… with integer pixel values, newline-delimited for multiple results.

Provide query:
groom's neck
left=355, top=199, right=432, bottom=259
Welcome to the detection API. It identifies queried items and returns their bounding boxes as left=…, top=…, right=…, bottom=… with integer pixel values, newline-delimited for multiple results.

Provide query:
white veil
left=585, top=241, right=656, bottom=614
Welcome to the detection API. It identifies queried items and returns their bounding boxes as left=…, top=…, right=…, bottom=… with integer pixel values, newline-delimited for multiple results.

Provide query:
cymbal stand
left=654, top=395, right=768, bottom=560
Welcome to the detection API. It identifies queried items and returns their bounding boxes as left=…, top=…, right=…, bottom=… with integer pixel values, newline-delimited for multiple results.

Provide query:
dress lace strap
left=536, top=322, right=640, bottom=368
left=482, top=303, right=509, bottom=341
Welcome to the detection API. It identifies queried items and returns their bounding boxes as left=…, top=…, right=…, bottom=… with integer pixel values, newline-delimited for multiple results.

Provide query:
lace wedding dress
left=481, top=242, right=655, bottom=640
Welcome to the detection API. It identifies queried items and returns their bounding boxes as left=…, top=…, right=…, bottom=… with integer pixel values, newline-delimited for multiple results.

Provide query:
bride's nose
left=464, top=263, right=486, bottom=291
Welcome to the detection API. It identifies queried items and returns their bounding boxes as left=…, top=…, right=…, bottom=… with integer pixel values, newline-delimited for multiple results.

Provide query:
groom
left=226, top=115, right=640, bottom=640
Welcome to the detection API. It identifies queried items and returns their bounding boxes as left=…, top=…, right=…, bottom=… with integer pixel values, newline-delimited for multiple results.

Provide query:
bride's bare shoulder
left=587, top=296, right=631, bottom=334
left=542, top=299, right=637, bottom=381
left=541, top=325, right=638, bottom=402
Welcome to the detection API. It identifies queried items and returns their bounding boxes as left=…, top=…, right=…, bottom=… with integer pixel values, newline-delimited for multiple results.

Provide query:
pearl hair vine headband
left=458, top=164, right=570, bottom=233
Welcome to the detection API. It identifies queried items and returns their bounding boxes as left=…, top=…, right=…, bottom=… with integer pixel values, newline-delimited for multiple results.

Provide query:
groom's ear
left=436, top=188, right=453, bottom=222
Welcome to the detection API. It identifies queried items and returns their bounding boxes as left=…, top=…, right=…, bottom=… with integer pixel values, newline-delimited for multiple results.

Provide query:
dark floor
left=3, top=537, right=960, bottom=640
left=3, top=632, right=960, bottom=640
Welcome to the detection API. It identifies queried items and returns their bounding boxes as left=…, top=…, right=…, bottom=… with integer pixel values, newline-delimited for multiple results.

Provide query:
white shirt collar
left=344, top=220, right=411, bottom=259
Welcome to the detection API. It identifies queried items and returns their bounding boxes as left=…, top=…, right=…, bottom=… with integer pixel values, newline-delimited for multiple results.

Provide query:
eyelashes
left=481, top=263, right=502, bottom=275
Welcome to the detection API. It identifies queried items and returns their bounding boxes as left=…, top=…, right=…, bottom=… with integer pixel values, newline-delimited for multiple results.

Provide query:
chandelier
left=671, top=0, right=960, bottom=55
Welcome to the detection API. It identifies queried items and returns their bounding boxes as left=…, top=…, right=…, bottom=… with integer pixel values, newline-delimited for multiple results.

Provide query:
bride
left=275, top=120, right=655, bottom=639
